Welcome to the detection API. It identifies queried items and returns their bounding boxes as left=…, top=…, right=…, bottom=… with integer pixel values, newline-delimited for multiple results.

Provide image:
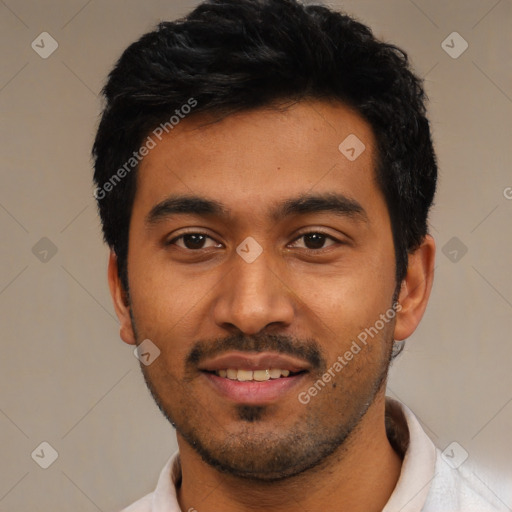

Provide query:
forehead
left=134, top=100, right=381, bottom=221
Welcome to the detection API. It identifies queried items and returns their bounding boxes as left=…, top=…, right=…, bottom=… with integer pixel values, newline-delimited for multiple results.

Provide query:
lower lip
left=202, top=372, right=307, bottom=404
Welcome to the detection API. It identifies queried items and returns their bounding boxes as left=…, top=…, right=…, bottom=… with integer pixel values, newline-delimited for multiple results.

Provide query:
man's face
left=124, top=100, right=398, bottom=480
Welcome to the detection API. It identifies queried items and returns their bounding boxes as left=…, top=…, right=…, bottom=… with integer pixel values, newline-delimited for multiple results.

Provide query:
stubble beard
left=137, top=336, right=393, bottom=482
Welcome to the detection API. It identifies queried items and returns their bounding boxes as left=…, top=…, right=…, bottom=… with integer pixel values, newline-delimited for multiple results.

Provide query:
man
left=92, top=1, right=506, bottom=510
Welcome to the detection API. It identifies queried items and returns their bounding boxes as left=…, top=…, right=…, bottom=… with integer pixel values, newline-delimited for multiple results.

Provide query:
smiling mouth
left=203, top=368, right=307, bottom=381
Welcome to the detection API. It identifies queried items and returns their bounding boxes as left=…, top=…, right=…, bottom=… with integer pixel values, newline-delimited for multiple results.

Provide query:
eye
left=166, top=230, right=340, bottom=252
left=289, top=231, right=339, bottom=251
left=167, top=233, right=222, bottom=250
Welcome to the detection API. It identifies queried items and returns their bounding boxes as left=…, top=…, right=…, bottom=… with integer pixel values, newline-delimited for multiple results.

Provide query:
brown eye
left=182, top=234, right=207, bottom=249
left=290, top=231, right=338, bottom=251
left=168, top=233, right=221, bottom=250
left=303, top=233, right=328, bottom=249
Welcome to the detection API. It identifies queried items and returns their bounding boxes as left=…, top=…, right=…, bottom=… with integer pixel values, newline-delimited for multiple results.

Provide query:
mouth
left=204, top=368, right=306, bottom=381
left=198, top=352, right=310, bottom=404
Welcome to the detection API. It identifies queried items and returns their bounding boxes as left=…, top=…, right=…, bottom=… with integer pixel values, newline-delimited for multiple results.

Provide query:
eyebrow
left=145, top=192, right=368, bottom=226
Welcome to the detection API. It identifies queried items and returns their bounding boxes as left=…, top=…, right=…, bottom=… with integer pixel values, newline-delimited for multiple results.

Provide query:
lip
left=198, top=351, right=311, bottom=373
left=202, top=371, right=307, bottom=404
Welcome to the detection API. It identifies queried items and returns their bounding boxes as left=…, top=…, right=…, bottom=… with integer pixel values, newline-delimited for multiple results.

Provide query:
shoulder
left=118, top=492, right=153, bottom=512
left=423, top=448, right=509, bottom=511
left=117, top=451, right=181, bottom=512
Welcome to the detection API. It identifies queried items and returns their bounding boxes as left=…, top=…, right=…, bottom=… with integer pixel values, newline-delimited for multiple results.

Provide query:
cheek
left=127, top=255, right=222, bottom=370
left=299, top=255, right=395, bottom=319
left=128, top=246, right=192, bottom=323
left=296, top=257, right=396, bottom=360
left=127, top=256, right=184, bottom=350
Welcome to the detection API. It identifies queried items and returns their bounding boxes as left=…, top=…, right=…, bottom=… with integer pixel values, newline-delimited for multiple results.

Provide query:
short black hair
left=92, top=0, right=437, bottom=295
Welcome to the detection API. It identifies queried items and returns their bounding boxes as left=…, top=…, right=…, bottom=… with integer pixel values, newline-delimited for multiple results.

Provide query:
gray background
left=1, top=0, right=511, bottom=510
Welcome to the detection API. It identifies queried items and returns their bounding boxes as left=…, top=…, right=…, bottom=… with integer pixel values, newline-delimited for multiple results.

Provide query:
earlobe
left=394, top=235, right=436, bottom=341
left=107, top=251, right=137, bottom=345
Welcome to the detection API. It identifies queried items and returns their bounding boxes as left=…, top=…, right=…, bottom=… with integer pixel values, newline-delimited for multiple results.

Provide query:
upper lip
left=198, top=351, right=311, bottom=373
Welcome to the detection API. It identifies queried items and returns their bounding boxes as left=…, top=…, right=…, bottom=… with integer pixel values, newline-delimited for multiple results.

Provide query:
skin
left=108, top=99, right=435, bottom=512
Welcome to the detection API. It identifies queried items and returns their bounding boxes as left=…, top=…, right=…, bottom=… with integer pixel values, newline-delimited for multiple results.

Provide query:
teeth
left=215, top=368, right=293, bottom=380
left=237, top=369, right=253, bottom=381
left=226, top=369, right=238, bottom=380
left=269, top=369, right=282, bottom=379
left=253, top=370, right=270, bottom=381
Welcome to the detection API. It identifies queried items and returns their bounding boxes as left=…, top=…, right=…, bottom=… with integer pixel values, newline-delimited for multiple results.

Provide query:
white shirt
left=121, top=397, right=508, bottom=511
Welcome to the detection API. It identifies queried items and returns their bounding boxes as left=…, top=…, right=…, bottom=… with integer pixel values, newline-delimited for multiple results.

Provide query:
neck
left=177, top=392, right=402, bottom=512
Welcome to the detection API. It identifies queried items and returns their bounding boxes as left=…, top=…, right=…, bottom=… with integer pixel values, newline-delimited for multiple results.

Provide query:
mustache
left=186, top=332, right=326, bottom=372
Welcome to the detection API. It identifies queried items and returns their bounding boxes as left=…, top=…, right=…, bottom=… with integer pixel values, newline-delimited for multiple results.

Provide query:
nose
left=212, top=247, right=295, bottom=335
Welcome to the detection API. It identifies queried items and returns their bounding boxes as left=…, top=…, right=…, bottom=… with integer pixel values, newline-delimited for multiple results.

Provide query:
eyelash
left=166, top=230, right=341, bottom=253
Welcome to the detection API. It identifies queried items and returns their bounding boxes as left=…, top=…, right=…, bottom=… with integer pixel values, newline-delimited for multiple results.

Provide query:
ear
left=108, top=250, right=137, bottom=345
left=394, top=234, right=436, bottom=341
